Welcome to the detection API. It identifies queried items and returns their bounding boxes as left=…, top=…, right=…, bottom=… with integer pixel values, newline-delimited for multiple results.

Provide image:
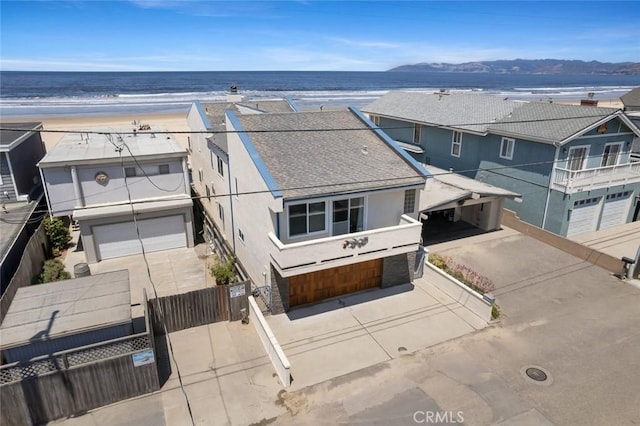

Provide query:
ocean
left=0, top=71, right=637, bottom=118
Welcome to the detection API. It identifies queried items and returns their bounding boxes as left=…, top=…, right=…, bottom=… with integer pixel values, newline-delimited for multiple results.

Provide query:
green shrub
left=34, top=259, right=71, bottom=284
left=428, top=253, right=451, bottom=270
left=210, top=256, right=237, bottom=286
left=43, top=217, right=71, bottom=251
left=491, top=304, right=501, bottom=320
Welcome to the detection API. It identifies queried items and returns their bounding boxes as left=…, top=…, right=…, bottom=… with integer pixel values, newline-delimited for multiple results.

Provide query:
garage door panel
left=600, top=192, right=631, bottom=230
left=94, top=215, right=186, bottom=260
left=567, top=197, right=601, bottom=237
left=289, top=258, right=383, bottom=307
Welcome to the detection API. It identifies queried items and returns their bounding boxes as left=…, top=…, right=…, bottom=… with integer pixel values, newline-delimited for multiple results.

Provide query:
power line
left=0, top=110, right=627, bottom=136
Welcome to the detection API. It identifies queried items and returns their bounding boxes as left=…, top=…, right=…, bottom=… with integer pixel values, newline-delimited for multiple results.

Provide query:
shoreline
left=1, top=96, right=626, bottom=150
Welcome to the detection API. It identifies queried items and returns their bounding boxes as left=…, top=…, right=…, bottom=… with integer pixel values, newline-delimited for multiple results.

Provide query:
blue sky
left=1, top=1, right=639, bottom=71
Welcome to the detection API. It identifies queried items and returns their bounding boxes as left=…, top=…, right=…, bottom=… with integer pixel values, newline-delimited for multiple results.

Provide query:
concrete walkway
left=267, top=270, right=488, bottom=391
left=53, top=320, right=288, bottom=426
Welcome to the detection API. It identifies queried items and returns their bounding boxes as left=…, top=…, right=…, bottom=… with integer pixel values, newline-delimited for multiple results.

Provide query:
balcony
left=551, top=162, right=640, bottom=193
left=269, top=214, right=422, bottom=277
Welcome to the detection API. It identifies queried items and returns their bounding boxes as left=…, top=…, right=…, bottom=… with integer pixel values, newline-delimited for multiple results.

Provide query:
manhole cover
left=397, top=346, right=407, bottom=352
left=521, top=365, right=553, bottom=386
left=525, top=367, right=547, bottom=381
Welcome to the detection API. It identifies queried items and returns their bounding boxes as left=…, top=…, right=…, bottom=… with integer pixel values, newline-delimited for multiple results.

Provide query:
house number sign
left=343, top=237, right=369, bottom=249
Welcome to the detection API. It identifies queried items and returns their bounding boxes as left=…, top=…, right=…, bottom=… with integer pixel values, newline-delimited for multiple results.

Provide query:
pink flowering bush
left=428, top=253, right=495, bottom=295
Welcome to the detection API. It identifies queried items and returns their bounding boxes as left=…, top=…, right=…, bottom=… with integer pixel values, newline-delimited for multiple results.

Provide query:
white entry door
left=94, top=215, right=187, bottom=260
left=600, top=192, right=631, bottom=230
left=567, top=197, right=601, bottom=237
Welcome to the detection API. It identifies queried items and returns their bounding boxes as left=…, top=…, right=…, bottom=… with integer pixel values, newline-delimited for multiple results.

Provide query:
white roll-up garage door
left=567, top=197, right=601, bottom=237
left=599, top=192, right=631, bottom=230
left=94, top=215, right=187, bottom=260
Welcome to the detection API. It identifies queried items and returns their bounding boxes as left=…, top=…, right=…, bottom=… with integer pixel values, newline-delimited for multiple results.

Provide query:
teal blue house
left=363, top=91, right=640, bottom=237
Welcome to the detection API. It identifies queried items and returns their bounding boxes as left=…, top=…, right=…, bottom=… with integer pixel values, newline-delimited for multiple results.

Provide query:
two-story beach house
left=38, top=126, right=194, bottom=263
left=363, top=91, right=640, bottom=237
left=186, top=93, right=298, bottom=253
left=189, top=104, right=428, bottom=313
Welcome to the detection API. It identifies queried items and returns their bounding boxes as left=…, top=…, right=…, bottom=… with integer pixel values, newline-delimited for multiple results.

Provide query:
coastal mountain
left=388, top=59, right=640, bottom=74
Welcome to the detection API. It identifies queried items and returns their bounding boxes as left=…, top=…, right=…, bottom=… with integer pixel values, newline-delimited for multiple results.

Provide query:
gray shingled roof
left=363, top=91, right=623, bottom=145
left=621, top=87, right=640, bottom=109
left=0, top=122, right=42, bottom=146
left=234, top=110, right=426, bottom=199
left=489, top=102, right=619, bottom=144
left=201, top=100, right=296, bottom=153
left=362, top=91, right=518, bottom=133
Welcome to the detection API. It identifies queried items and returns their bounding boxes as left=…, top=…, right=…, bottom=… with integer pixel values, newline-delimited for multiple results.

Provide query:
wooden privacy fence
left=0, top=293, right=158, bottom=425
left=147, top=281, right=251, bottom=334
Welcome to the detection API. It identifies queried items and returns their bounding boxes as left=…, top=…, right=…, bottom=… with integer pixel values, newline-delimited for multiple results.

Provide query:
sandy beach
left=4, top=112, right=192, bottom=151
left=2, top=97, right=626, bottom=153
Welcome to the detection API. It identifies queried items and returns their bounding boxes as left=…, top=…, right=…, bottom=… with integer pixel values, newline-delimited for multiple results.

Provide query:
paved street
left=271, top=229, right=640, bottom=425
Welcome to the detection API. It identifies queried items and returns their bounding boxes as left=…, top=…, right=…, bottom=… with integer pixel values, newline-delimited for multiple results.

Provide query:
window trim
left=413, top=123, right=421, bottom=144
left=451, top=131, right=462, bottom=157
left=403, top=189, right=416, bottom=214
left=566, top=145, right=590, bottom=171
left=601, top=142, right=623, bottom=167
left=499, top=137, right=515, bottom=160
left=287, top=201, right=327, bottom=239
left=216, top=155, right=224, bottom=177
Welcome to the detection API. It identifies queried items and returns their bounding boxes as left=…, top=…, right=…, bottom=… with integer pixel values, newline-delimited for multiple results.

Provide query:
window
left=210, top=181, right=216, bottom=195
left=451, top=131, right=462, bottom=157
left=500, top=138, right=515, bottom=160
left=601, top=143, right=622, bottom=167
left=567, top=146, right=589, bottom=171
left=413, top=124, right=421, bottom=144
left=198, top=168, right=203, bottom=182
left=218, top=204, right=224, bottom=223
left=332, top=197, right=364, bottom=235
left=404, top=189, right=416, bottom=214
left=188, top=136, right=192, bottom=151
left=288, top=201, right=326, bottom=237
left=217, top=156, right=224, bottom=176
left=125, top=167, right=136, bottom=177
left=238, top=229, right=245, bottom=242
left=159, top=164, right=170, bottom=174
left=234, top=178, right=239, bottom=199
left=205, top=185, right=211, bottom=201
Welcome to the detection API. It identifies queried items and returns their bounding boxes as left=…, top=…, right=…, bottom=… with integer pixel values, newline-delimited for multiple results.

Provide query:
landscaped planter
left=425, top=261, right=495, bottom=323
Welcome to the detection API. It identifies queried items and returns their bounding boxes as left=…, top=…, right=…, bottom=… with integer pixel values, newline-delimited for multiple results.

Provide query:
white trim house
left=223, top=107, right=428, bottom=313
left=38, top=126, right=194, bottom=263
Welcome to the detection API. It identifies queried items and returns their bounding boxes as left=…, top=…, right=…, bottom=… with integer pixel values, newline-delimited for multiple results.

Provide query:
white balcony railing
left=552, top=162, right=640, bottom=193
left=269, top=214, right=422, bottom=277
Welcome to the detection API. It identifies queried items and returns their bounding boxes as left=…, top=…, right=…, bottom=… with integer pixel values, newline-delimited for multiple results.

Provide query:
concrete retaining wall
left=248, top=297, right=291, bottom=388
left=502, top=209, right=625, bottom=275
left=424, top=262, right=493, bottom=323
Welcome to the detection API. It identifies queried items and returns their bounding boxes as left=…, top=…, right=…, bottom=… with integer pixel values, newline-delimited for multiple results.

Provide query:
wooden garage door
left=289, top=258, right=383, bottom=307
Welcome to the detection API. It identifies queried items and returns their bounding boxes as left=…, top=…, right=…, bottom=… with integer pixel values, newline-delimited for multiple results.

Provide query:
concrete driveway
left=63, top=231, right=212, bottom=306
left=267, top=269, right=488, bottom=391
left=270, top=228, right=640, bottom=425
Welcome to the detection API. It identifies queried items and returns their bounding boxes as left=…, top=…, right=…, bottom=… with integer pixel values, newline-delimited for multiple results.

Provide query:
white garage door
left=599, top=192, right=631, bottom=230
left=94, top=215, right=187, bottom=260
left=567, top=197, right=601, bottom=237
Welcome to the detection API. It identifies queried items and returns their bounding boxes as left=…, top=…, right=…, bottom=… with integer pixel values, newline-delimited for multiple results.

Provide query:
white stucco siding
left=187, top=104, right=231, bottom=240
left=42, top=168, right=76, bottom=215
left=227, top=125, right=281, bottom=289
left=367, top=188, right=412, bottom=229
left=77, top=160, right=185, bottom=205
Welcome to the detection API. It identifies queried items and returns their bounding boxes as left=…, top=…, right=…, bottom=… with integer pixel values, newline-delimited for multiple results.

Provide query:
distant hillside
left=388, top=59, right=640, bottom=74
